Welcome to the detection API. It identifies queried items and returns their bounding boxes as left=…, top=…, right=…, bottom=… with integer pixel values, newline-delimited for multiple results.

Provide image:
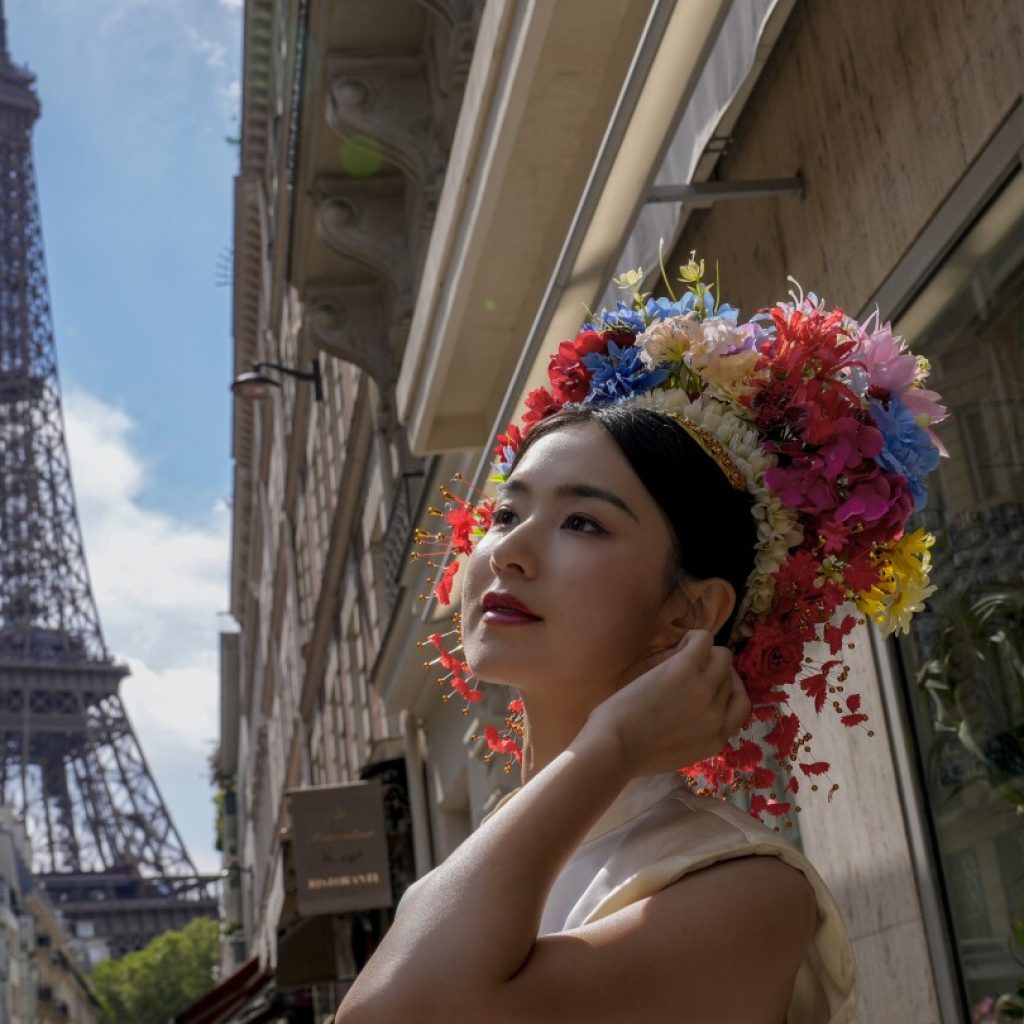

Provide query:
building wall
left=225, top=0, right=485, bottom=986
left=0, top=816, right=98, bottom=1024
left=669, top=0, right=1023, bottom=315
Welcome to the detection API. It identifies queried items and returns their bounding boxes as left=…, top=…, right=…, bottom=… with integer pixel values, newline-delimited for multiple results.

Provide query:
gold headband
left=664, top=412, right=747, bottom=491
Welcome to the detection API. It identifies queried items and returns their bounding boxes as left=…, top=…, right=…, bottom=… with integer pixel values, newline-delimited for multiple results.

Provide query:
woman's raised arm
left=334, top=632, right=814, bottom=1024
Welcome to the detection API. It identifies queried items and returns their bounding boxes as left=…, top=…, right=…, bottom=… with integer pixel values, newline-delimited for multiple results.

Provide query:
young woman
left=335, top=406, right=856, bottom=1024
left=335, top=261, right=944, bottom=1022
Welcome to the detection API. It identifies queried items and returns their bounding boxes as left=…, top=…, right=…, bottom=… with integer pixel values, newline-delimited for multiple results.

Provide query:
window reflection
left=894, top=170, right=1024, bottom=1020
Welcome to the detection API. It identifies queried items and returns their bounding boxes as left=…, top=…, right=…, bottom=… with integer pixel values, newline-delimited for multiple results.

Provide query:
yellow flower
left=678, top=251, right=705, bottom=284
left=854, top=530, right=937, bottom=636
left=613, top=267, right=644, bottom=292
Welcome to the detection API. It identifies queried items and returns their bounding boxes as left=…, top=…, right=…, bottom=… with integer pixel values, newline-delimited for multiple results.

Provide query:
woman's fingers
left=724, top=672, right=751, bottom=732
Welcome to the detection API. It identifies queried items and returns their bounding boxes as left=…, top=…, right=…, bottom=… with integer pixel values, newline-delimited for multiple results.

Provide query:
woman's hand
left=584, top=629, right=750, bottom=777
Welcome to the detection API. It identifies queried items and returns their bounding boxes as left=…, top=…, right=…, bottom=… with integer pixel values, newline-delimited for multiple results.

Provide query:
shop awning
left=174, top=955, right=272, bottom=1024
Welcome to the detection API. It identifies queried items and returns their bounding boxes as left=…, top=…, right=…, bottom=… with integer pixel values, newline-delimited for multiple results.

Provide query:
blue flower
left=588, top=302, right=646, bottom=334
left=870, top=398, right=940, bottom=510
left=492, top=446, right=516, bottom=479
left=644, top=294, right=698, bottom=322
left=587, top=291, right=738, bottom=334
left=581, top=342, right=670, bottom=404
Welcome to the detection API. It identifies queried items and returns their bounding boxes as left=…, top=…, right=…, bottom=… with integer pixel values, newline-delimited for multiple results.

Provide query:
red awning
left=175, top=955, right=272, bottom=1024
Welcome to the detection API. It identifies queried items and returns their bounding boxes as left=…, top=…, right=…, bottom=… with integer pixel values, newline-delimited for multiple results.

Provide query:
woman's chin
left=465, top=650, right=544, bottom=692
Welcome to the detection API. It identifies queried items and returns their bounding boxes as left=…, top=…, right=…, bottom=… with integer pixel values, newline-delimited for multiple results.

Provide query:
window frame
left=862, top=100, right=1024, bottom=1024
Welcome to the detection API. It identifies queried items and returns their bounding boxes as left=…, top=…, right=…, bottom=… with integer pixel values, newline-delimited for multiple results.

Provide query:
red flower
left=799, top=672, right=827, bottom=713
left=433, top=560, right=460, bottom=605
left=483, top=725, right=523, bottom=761
left=736, top=623, right=805, bottom=691
left=722, top=739, right=764, bottom=772
left=522, top=386, right=561, bottom=428
left=438, top=649, right=466, bottom=676
left=764, top=712, right=801, bottom=760
left=451, top=677, right=483, bottom=703
left=799, top=761, right=830, bottom=776
left=843, top=550, right=881, bottom=593
left=547, top=328, right=615, bottom=404
left=492, top=422, right=524, bottom=466
left=475, top=499, right=495, bottom=532
left=746, top=305, right=859, bottom=436
left=749, top=794, right=792, bottom=818
left=445, top=502, right=478, bottom=555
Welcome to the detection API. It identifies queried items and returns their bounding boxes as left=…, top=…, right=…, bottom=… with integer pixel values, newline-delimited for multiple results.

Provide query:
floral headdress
left=415, top=252, right=947, bottom=825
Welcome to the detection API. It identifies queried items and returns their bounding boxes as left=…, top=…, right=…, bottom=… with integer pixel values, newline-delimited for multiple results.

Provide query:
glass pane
left=894, top=170, right=1024, bottom=1021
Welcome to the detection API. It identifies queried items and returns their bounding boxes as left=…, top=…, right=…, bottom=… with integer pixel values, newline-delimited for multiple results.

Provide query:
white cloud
left=183, top=24, right=228, bottom=69
left=219, top=0, right=243, bottom=8
left=63, top=388, right=228, bottom=874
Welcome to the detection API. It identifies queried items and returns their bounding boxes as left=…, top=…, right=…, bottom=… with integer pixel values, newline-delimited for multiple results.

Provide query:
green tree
left=90, top=916, right=220, bottom=1024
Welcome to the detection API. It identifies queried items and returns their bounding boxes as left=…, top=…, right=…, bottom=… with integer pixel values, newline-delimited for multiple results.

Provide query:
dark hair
left=508, top=406, right=758, bottom=645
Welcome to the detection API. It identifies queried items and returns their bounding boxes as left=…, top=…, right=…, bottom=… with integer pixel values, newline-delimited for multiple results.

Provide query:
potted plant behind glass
left=917, top=580, right=1024, bottom=810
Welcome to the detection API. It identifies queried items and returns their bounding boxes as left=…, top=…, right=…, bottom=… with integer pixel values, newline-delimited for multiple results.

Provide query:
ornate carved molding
left=305, top=285, right=396, bottom=393
left=313, top=176, right=413, bottom=313
left=326, top=56, right=446, bottom=197
left=416, top=0, right=479, bottom=98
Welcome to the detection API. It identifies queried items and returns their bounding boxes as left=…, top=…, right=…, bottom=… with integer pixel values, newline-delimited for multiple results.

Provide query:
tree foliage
left=90, top=916, right=220, bottom=1024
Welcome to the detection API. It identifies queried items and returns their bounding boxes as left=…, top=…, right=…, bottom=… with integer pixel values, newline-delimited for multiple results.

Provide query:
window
left=892, top=166, right=1024, bottom=1020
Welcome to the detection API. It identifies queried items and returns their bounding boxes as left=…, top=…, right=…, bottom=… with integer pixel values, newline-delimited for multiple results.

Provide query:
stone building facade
left=222, top=1, right=1024, bottom=1020
left=0, top=811, right=100, bottom=1024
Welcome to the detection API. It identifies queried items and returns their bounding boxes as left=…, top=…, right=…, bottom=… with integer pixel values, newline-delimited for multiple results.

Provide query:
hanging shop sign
left=286, top=781, right=394, bottom=916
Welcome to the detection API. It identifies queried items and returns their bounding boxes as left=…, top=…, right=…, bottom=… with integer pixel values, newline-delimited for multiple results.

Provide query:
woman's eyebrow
left=496, top=478, right=639, bottom=522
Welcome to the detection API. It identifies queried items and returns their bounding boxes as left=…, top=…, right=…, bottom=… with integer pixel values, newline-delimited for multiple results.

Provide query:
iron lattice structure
left=0, top=7, right=214, bottom=951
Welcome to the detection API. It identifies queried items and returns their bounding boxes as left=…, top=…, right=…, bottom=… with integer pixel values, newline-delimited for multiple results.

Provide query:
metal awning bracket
left=647, top=174, right=805, bottom=207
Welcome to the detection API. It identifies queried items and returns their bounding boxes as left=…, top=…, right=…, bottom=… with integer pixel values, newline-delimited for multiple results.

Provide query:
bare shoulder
left=493, top=854, right=818, bottom=1024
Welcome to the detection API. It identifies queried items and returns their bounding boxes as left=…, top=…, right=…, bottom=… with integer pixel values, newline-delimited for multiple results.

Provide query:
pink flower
left=765, top=457, right=838, bottom=514
left=901, top=386, right=950, bottom=456
left=816, top=416, right=883, bottom=479
left=835, top=469, right=913, bottom=546
left=855, top=321, right=917, bottom=393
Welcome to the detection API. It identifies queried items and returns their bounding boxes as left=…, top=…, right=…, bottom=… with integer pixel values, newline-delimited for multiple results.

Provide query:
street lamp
left=230, top=359, right=323, bottom=402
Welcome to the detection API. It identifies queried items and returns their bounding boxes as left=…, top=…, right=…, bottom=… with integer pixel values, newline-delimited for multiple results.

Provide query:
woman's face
left=461, top=422, right=686, bottom=704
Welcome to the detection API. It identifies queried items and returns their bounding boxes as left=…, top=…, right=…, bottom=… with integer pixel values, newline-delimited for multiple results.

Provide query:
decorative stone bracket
left=313, top=175, right=414, bottom=318
left=305, top=285, right=400, bottom=420
left=326, top=56, right=446, bottom=198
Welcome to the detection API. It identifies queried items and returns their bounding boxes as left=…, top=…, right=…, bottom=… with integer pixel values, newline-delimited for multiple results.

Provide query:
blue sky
left=8, top=0, right=243, bottom=874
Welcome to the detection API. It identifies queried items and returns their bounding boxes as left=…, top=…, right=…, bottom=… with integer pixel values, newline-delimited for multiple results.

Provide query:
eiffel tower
left=0, top=5, right=216, bottom=956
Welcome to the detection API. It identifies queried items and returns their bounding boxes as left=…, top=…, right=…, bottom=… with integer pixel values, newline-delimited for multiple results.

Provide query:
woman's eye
left=563, top=514, right=603, bottom=534
left=491, top=506, right=518, bottom=528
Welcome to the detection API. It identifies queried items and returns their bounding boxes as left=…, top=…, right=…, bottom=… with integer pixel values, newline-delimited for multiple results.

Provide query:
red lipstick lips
left=481, top=591, right=542, bottom=624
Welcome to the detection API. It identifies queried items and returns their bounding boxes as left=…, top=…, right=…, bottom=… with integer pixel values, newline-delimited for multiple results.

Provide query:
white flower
left=635, top=315, right=702, bottom=368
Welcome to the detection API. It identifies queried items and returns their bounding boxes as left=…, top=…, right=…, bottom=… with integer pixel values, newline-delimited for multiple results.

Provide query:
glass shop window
left=893, top=169, right=1024, bottom=1021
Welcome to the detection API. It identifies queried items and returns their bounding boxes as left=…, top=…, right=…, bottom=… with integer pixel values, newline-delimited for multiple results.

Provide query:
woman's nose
left=488, top=522, right=538, bottom=578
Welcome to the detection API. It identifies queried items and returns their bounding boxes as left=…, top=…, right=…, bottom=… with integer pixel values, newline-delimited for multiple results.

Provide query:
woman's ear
left=688, top=577, right=736, bottom=635
left=649, top=577, right=736, bottom=650
left=667, top=578, right=735, bottom=637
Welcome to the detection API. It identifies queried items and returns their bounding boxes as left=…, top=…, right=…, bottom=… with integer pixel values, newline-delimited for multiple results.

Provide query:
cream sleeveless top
left=477, top=771, right=857, bottom=1023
